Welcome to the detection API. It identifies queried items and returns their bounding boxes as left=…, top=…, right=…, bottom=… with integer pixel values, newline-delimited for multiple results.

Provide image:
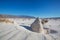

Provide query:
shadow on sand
left=20, top=25, right=58, bottom=34
left=20, top=25, right=32, bottom=31
left=50, top=29, right=58, bottom=34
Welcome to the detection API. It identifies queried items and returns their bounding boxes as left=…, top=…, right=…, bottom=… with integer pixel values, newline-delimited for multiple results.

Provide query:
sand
left=0, top=18, right=60, bottom=40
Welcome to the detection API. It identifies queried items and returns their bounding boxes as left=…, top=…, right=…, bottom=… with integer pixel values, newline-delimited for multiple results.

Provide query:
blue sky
left=0, top=0, right=60, bottom=18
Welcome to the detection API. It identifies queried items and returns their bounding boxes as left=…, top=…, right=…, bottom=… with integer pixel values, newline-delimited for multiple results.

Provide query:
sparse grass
left=0, top=18, right=14, bottom=23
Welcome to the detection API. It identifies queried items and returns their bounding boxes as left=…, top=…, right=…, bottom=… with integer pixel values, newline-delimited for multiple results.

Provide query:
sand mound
left=31, top=18, right=50, bottom=34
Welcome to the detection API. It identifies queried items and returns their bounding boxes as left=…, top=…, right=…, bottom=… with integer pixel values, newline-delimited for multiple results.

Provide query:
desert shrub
left=0, top=18, right=14, bottom=23
left=41, top=19, right=48, bottom=24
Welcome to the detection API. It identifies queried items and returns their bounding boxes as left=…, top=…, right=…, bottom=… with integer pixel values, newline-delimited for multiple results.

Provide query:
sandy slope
left=0, top=23, right=55, bottom=40
left=0, top=18, right=60, bottom=40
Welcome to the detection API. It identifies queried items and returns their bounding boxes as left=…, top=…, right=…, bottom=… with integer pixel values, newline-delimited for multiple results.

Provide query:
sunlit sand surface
left=0, top=18, right=60, bottom=40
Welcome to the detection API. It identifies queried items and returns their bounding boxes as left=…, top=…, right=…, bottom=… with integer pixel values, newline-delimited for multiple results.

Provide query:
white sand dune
left=0, top=18, right=60, bottom=40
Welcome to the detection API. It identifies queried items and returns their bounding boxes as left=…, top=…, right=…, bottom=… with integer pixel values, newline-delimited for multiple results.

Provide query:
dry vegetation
left=0, top=18, right=14, bottom=23
left=41, top=19, right=48, bottom=24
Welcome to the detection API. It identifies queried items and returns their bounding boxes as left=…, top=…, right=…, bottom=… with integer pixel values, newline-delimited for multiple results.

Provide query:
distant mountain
left=44, top=17, right=60, bottom=19
left=0, top=14, right=36, bottom=19
left=0, top=14, right=60, bottom=19
left=41, top=17, right=60, bottom=20
left=18, top=15, right=36, bottom=18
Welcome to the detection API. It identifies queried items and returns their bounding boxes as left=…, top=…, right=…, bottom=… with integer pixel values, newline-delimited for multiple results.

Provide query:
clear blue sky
left=0, top=0, right=60, bottom=18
